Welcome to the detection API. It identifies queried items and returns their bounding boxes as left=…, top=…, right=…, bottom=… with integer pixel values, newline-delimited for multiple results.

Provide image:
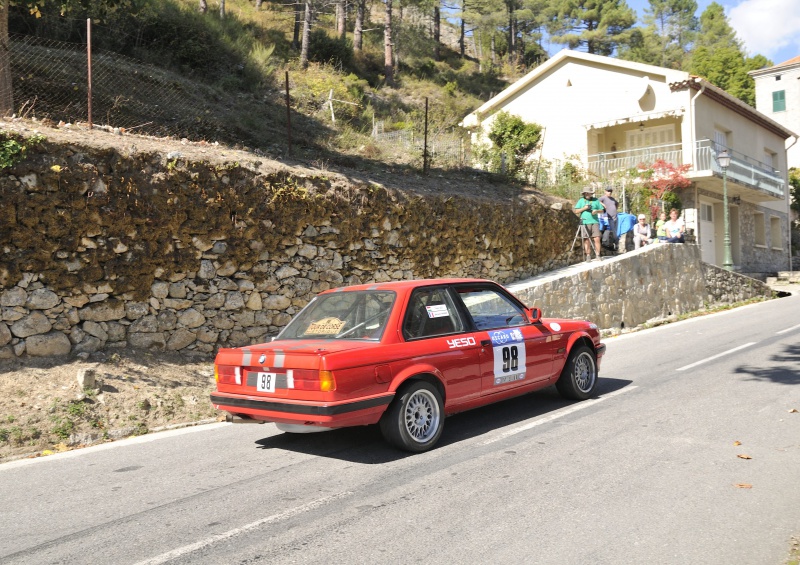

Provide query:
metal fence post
left=423, top=97, right=429, bottom=174
left=285, top=70, right=292, bottom=156
left=86, top=19, right=92, bottom=129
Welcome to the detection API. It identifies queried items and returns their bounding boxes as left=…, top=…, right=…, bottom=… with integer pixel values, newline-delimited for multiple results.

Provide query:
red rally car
left=211, top=278, right=606, bottom=452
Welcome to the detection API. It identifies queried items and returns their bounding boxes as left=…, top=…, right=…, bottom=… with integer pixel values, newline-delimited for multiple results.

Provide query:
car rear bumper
left=210, top=392, right=394, bottom=428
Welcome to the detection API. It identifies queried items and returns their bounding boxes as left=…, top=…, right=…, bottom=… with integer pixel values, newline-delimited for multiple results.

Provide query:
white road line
left=133, top=491, right=353, bottom=565
left=0, top=423, right=230, bottom=471
left=480, top=386, right=637, bottom=445
left=676, top=342, right=756, bottom=372
left=777, top=323, right=800, bottom=335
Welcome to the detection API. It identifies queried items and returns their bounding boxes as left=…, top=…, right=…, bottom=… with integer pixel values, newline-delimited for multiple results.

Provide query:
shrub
left=309, top=30, right=353, bottom=70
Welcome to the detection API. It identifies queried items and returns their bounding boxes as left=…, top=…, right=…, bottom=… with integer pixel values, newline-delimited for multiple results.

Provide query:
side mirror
left=527, top=307, right=542, bottom=324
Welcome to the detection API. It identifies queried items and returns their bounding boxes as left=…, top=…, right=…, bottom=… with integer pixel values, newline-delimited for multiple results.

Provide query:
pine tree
left=686, top=2, right=770, bottom=106
left=546, top=0, right=637, bottom=56
left=619, top=0, right=696, bottom=68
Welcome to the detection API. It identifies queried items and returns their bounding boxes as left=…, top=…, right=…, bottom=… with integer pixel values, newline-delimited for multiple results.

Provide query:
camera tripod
left=570, top=224, right=601, bottom=261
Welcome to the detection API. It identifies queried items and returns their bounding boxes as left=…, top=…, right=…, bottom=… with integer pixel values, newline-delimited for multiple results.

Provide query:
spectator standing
left=574, top=187, right=604, bottom=261
left=655, top=211, right=667, bottom=241
left=598, top=187, right=619, bottom=250
left=633, top=214, right=653, bottom=249
left=664, top=208, right=686, bottom=243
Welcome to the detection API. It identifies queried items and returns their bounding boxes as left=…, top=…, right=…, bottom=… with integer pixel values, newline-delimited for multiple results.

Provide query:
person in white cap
left=574, top=187, right=604, bottom=261
left=633, top=214, right=653, bottom=249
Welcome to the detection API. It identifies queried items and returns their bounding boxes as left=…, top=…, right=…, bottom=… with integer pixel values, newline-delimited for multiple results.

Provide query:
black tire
left=379, top=381, right=444, bottom=452
left=556, top=344, right=598, bottom=400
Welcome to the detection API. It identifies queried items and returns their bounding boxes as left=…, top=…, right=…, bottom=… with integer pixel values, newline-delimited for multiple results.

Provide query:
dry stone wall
left=0, top=135, right=578, bottom=359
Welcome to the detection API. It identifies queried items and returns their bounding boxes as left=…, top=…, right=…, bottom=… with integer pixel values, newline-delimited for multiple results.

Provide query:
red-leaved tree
left=637, top=159, right=692, bottom=221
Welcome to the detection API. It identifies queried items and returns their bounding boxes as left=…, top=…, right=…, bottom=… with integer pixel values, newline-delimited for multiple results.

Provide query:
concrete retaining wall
left=508, top=244, right=774, bottom=331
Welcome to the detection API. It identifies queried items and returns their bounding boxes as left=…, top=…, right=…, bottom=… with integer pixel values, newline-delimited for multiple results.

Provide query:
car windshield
left=277, top=290, right=396, bottom=341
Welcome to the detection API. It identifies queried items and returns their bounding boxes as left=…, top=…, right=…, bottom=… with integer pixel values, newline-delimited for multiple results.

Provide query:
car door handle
left=481, top=340, right=491, bottom=347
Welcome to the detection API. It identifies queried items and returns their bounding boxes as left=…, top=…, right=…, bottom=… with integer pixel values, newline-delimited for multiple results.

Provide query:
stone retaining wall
left=0, top=134, right=579, bottom=359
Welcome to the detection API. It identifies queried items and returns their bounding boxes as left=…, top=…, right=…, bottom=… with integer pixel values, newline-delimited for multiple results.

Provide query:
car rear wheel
left=380, top=381, right=444, bottom=452
left=556, top=344, right=598, bottom=400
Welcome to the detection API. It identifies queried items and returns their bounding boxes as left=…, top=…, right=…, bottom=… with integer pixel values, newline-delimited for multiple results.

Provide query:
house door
left=700, top=202, right=716, bottom=263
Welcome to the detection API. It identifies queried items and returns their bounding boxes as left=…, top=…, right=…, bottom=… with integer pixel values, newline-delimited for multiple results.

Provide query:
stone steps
left=766, top=271, right=800, bottom=285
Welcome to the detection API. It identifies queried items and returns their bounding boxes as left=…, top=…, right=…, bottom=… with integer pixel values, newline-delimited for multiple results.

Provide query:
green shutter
left=773, top=90, right=786, bottom=112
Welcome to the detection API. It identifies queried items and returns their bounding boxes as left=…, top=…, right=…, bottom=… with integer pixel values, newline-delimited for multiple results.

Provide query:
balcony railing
left=587, top=143, right=683, bottom=178
left=695, top=139, right=784, bottom=198
left=587, top=140, right=785, bottom=198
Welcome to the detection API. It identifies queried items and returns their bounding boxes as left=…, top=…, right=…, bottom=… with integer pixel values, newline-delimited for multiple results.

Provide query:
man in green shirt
left=574, top=187, right=604, bottom=261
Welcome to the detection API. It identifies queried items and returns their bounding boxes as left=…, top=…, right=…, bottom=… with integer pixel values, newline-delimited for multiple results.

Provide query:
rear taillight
left=291, top=369, right=337, bottom=392
left=215, top=365, right=241, bottom=385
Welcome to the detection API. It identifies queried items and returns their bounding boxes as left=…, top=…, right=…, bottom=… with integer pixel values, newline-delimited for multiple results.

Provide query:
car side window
left=403, top=287, right=464, bottom=340
left=455, top=287, right=527, bottom=330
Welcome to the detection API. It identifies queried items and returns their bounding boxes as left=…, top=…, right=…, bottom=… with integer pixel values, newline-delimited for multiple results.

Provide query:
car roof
left=318, top=278, right=495, bottom=294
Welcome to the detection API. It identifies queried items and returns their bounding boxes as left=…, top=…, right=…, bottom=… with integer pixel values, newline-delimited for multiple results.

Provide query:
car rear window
left=277, top=291, right=396, bottom=340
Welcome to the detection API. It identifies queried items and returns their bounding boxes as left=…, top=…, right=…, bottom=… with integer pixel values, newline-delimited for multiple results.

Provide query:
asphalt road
left=1, top=294, right=799, bottom=565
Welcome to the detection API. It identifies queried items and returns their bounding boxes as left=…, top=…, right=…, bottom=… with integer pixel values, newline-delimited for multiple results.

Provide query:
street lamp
left=718, top=149, right=733, bottom=271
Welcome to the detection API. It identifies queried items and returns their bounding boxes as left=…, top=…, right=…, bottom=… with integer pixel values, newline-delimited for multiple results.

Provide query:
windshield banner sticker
left=489, top=329, right=526, bottom=385
left=305, top=317, right=347, bottom=335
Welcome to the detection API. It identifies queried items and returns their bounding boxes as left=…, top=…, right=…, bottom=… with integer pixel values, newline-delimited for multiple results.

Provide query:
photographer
left=574, top=187, right=605, bottom=261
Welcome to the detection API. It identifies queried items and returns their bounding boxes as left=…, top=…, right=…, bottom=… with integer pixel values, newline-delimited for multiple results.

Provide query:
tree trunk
left=433, top=5, right=440, bottom=61
left=491, top=33, right=496, bottom=67
left=476, top=28, right=483, bottom=72
left=300, top=0, right=312, bottom=69
left=255, top=0, right=263, bottom=9
left=384, top=0, right=394, bottom=86
left=459, top=17, right=465, bottom=58
left=219, top=0, right=225, bottom=18
left=199, top=0, right=208, bottom=13
left=336, top=0, right=346, bottom=38
left=0, top=0, right=12, bottom=116
left=507, top=12, right=516, bottom=66
left=353, top=0, right=365, bottom=51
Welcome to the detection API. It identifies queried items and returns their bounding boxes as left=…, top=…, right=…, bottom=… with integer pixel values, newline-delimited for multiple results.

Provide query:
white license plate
left=256, top=372, right=277, bottom=393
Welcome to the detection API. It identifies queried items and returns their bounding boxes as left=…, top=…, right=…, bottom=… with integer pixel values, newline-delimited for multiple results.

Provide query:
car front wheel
left=556, top=344, right=598, bottom=400
left=380, top=381, right=444, bottom=452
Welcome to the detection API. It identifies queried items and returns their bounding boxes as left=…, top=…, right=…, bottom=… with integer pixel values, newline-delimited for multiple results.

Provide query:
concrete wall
left=508, top=243, right=773, bottom=331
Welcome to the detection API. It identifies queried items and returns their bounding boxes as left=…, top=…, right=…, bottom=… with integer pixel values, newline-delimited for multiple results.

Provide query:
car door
left=452, top=284, right=557, bottom=396
left=401, top=286, right=483, bottom=404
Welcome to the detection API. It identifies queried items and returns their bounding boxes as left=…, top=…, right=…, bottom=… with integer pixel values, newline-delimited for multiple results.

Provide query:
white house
left=462, top=49, right=797, bottom=274
left=749, top=55, right=800, bottom=169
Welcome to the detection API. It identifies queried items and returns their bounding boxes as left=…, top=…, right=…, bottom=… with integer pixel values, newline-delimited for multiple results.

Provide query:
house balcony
left=587, top=139, right=785, bottom=201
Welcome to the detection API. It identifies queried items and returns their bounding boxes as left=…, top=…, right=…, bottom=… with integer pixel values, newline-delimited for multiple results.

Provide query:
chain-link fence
left=371, top=123, right=470, bottom=169
left=6, top=34, right=204, bottom=137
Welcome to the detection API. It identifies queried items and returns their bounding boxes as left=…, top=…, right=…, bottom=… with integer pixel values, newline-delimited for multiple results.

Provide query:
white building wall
left=477, top=58, right=687, bottom=164
left=752, top=62, right=800, bottom=169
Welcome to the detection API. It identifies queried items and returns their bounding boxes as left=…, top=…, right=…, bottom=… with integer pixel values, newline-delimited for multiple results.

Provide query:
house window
left=763, top=150, right=775, bottom=171
left=701, top=203, right=713, bottom=222
left=754, top=213, right=766, bottom=246
left=775, top=75, right=782, bottom=81
left=713, top=130, right=728, bottom=154
left=773, top=90, right=786, bottom=112
left=770, top=217, right=782, bottom=249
